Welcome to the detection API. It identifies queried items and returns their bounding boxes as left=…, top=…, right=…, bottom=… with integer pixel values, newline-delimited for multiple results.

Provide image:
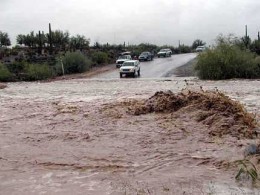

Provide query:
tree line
left=16, top=30, right=90, bottom=51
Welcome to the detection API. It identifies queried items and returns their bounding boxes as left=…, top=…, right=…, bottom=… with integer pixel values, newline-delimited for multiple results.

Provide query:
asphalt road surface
left=95, top=53, right=197, bottom=79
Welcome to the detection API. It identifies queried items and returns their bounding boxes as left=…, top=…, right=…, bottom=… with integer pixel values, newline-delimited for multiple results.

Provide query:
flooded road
left=95, top=53, right=197, bottom=79
left=1, top=59, right=260, bottom=194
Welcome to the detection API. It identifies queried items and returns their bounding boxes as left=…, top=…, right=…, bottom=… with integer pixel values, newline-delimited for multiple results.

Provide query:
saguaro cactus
left=49, top=23, right=53, bottom=54
left=38, top=31, right=42, bottom=54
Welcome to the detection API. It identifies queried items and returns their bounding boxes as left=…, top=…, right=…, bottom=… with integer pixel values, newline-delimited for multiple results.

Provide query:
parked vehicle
left=138, top=51, right=153, bottom=61
left=119, top=60, right=140, bottom=78
left=157, top=49, right=172, bottom=57
left=116, top=55, right=132, bottom=68
left=120, top=51, right=131, bottom=56
left=195, top=46, right=206, bottom=52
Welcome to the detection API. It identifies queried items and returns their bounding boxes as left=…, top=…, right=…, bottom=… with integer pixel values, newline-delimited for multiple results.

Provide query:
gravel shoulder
left=165, top=57, right=198, bottom=77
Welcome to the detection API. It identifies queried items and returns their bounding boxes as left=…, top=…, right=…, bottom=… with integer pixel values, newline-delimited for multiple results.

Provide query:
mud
left=125, top=90, right=257, bottom=138
left=0, top=83, right=7, bottom=89
left=1, top=78, right=260, bottom=194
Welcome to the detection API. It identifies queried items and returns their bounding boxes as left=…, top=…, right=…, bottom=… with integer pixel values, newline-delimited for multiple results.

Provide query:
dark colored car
left=138, top=52, right=153, bottom=61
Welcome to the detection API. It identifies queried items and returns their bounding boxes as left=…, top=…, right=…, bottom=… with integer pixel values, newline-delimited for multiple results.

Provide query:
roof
left=124, top=60, right=138, bottom=63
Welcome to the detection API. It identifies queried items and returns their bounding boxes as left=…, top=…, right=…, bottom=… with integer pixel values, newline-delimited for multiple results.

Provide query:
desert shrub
left=91, top=51, right=109, bottom=65
left=179, top=45, right=192, bottom=53
left=6, top=61, right=26, bottom=76
left=0, top=63, right=13, bottom=82
left=24, top=63, right=53, bottom=81
left=61, top=51, right=92, bottom=74
left=195, top=42, right=260, bottom=80
left=250, top=40, right=260, bottom=55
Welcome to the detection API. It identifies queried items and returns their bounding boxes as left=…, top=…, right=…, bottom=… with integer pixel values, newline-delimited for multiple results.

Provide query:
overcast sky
left=1, top=0, right=260, bottom=46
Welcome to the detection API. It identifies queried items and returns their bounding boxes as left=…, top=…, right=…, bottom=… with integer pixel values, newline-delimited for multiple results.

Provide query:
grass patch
left=0, top=63, right=13, bottom=82
left=24, top=63, right=53, bottom=81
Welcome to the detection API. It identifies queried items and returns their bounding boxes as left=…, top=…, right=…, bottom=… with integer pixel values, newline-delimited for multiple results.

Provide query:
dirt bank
left=45, top=63, right=116, bottom=82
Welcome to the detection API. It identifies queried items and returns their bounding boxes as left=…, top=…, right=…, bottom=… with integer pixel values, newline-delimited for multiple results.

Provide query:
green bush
left=24, top=63, right=53, bottom=81
left=91, top=51, right=109, bottom=65
left=0, top=63, right=13, bottom=82
left=61, top=52, right=92, bottom=74
left=195, top=42, right=260, bottom=80
left=6, top=61, right=26, bottom=76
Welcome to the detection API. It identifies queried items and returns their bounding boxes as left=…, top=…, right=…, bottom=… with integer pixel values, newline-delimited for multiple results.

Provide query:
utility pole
left=245, top=25, right=248, bottom=38
left=178, top=40, right=181, bottom=54
left=258, top=31, right=260, bottom=41
left=60, top=56, right=65, bottom=76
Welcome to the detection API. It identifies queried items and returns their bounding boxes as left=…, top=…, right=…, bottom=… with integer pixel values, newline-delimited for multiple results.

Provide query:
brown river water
left=0, top=77, right=260, bottom=194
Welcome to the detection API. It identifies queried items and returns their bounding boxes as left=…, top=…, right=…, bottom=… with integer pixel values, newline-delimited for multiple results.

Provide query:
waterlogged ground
left=0, top=77, right=260, bottom=195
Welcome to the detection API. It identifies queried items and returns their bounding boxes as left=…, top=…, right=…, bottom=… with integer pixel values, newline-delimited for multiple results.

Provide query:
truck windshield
left=118, top=55, right=128, bottom=59
left=122, top=62, right=134, bottom=66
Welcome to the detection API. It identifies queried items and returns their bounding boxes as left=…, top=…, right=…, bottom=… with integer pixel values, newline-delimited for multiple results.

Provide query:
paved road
left=95, top=53, right=197, bottom=79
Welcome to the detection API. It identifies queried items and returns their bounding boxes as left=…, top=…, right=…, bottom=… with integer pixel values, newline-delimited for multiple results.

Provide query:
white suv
left=119, top=60, right=140, bottom=78
left=157, top=49, right=172, bottom=57
left=195, top=46, right=206, bottom=52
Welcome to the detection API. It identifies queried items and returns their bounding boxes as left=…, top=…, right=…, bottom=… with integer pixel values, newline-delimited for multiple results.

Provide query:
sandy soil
left=0, top=77, right=260, bottom=195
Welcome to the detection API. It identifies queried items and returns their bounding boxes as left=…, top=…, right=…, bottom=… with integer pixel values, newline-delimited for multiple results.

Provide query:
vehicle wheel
left=138, top=69, right=140, bottom=76
left=133, top=71, right=136, bottom=78
left=120, top=73, right=123, bottom=78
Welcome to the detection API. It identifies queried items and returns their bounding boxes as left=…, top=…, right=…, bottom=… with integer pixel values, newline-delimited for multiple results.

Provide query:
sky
left=1, top=0, right=260, bottom=47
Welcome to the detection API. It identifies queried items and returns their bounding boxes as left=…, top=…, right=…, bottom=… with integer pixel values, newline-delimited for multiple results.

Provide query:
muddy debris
left=127, top=90, right=258, bottom=138
left=0, top=83, right=7, bottom=89
left=244, top=144, right=260, bottom=156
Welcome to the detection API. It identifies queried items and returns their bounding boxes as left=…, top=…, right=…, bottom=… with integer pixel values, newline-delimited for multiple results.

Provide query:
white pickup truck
left=116, top=55, right=132, bottom=68
left=119, top=60, right=140, bottom=78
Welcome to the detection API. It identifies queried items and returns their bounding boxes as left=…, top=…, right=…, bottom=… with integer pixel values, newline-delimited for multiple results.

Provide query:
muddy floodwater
left=1, top=77, right=260, bottom=195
